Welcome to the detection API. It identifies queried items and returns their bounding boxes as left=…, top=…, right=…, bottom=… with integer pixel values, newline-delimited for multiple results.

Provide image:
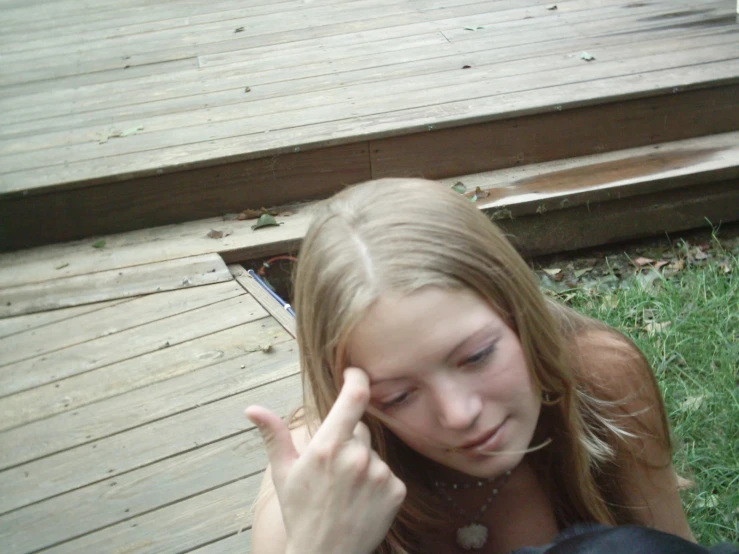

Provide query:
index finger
left=312, top=366, right=370, bottom=444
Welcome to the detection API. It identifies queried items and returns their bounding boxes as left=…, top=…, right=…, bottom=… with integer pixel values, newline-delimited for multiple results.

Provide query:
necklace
left=431, top=470, right=512, bottom=551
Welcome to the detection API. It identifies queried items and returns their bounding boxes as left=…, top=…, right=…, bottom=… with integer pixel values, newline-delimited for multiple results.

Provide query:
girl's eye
left=379, top=391, right=412, bottom=410
left=460, top=343, right=496, bottom=367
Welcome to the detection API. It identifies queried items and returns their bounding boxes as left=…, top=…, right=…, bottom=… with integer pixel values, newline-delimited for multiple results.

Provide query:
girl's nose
left=434, top=379, right=482, bottom=431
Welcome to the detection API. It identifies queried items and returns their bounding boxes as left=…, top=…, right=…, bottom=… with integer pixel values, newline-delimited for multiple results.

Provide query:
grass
left=560, top=238, right=738, bottom=545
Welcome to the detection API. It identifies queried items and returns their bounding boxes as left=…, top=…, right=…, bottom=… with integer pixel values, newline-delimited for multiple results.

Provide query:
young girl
left=246, top=178, right=696, bottom=554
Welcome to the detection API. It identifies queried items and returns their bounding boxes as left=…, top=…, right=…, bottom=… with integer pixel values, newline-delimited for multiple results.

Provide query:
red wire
left=258, top=255, right=298, bottom=276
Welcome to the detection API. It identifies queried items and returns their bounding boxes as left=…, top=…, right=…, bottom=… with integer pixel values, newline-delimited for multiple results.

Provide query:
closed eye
left=378, top=391, right=413, bottom=411
left=460, top=342, right=497, bottom=367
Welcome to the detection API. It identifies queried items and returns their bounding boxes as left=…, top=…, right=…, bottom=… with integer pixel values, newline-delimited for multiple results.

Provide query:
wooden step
left=2, top=130, right=737, bottom=299
left=1, top=0, right=738, bottom=251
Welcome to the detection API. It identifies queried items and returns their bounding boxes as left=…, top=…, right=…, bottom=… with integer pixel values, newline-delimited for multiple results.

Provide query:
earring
left=543, top=391, right=551, bottom=403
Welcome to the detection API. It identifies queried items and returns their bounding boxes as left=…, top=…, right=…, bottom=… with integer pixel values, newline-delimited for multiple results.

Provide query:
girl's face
left=347, top=286, right=542, bottom=478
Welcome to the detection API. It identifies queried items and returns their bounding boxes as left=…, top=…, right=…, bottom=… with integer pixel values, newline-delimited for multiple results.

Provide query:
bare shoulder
left=251, top=422, right=312, bottom=554
left=571, top=327, right=659, bottom=403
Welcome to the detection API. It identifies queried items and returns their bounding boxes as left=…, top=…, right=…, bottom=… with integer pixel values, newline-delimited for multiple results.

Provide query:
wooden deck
left=1, top=2, right=739, bottom=551
left=1, top=0, right=739, bottom=249
left=0, top=257, right=299, bottom=553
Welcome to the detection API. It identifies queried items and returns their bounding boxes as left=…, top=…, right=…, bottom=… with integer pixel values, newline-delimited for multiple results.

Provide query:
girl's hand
left=246, top=367, right=406, bottom=554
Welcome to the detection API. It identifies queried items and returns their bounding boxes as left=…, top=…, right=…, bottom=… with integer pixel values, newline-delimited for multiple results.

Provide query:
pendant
left=456, top=523, right=488, bottom=550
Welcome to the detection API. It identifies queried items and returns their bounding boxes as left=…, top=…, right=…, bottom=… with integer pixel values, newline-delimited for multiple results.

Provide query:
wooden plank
left=0, top=372, right=301, bottom=526
left=5, top=23, right=733, bottom=155
left=0, top=142, right=361, bottom=252
left=3, top=45, right=738, bottom=198
left=0, top=297, right=132, bottom=339
left=44, top=471, right=264, bottom=554
left=370, top=84, right=739, bottom=180
left=439, top=130, right=739, bottom=217
left=0, top=0, right=687, bottom=124
left=0, top=204, right=311, bottom=289
left=0, top=252, right=232, bottom=318
left=0, top=293, right=266, bottom=400
left=0, top=318, right=289, bottom=470
left=191, top=531, right=252, bottom=554
left=230, top=265, right=296, bottom=338
left=1, top=3, right=702, bottom=160
left=0, top=280, right=244, bottom=367
left=497, top=179, right=739, bottom=257
left=0, top=334, right=301, bottom=520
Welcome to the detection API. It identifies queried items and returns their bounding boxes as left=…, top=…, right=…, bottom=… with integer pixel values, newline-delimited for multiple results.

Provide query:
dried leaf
left=680, top=395, right=706, bottom=411
left=241, top=208, right=262, bottom=219
left=244, top=86, right=251, bottom=93
left=574, top=268, right=592, bottom=278
left=671, top=259, right=686, bottom=271
left=633, top=256, right=654, bottom=267
left=234, top=26, right=244, bottom=32
left=719, top=262, right=732, bottom=274
left=543, top=268, right=562, bottom=277
left=260, top=344, right=273, bottom=353
left=252, top=213, right=280, bottom=230
left=451, top=182, right=466, bottom=194
left=547, top=4, right=558, bottom=9
left=580, top=51, right=595, bottom=61
left=653, top=260, right=669, bottom=270
left=474, top=186, right=490, bottom=199
left=92, top=240, right=106, bottom=249
left=55, top=262, right=69, bottom=270
left=207, top=229, right=224, bottom=239
left=692, top=247, right=708, bottom=260
left=644, top=320, right=671, bottom=334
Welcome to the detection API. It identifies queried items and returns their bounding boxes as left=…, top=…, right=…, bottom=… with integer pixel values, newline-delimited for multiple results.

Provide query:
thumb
left=245, top=405, right=299, bottom=484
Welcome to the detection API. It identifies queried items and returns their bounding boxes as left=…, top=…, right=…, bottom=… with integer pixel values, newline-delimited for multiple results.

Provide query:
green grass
left=563, top=243, right=738, bottom=545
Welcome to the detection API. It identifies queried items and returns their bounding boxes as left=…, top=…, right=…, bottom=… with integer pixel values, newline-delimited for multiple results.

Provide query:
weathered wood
left=230, top=265, right=296, bottom=338
left=6, top=24, right=733, bottom=155
left=0, top=297, right=132, bottom=339
left=0, top=318, right=298, bottom=476
left=0, top=142, right=367, bottom=251
left=370, top=83, right=739, bottom=180
left=0, top=207, right=312, bottom=289
left=0, top=372, right=301, bottom=520
left=497, top=179, right=739, bottom=257
left=0, top=253, right=233, bottom=318
left=191, top=530, right=252, bottom=554
left=0, top=280, right=245, bottom=367
left=0, top=294, right=266, bottom=399
left=438, top=130, right=739, bottom=216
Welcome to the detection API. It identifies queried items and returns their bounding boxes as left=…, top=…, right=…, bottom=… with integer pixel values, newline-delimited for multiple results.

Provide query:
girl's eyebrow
left=369, top=322, right=501, bottom=386
left=444, top=322, right=501, bottom=363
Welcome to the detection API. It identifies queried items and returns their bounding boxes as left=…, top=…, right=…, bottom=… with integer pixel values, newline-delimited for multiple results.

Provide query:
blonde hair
left=293, top=179, right=671, bottom=553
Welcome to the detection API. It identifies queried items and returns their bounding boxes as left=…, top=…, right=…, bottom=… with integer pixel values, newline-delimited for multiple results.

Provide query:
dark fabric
left=510, top=523, right=739, bottom=554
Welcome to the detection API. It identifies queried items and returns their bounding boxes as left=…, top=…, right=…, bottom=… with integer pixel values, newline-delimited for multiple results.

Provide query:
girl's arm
left=576, top=330, right=696, bottom=542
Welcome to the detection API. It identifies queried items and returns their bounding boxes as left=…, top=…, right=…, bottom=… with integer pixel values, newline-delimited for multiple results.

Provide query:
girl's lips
left=460, top=419, right=507, bottom=452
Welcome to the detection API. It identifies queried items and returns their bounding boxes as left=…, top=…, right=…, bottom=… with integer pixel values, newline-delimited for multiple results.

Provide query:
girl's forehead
left=346, top=287, right=505, bottom=379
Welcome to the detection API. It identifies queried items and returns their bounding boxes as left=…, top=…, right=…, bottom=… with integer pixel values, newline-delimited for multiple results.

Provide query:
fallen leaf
left=234, top=26, right=244, bottom=32
left=692, top=247, right=708, bottom=260
left=92, top=240, right=106, bottom=249
left=580, top=51, right=595, bottom=61
left=474, top=186, right=490, bottom=198
left=241, top=208, right=262, bottom=219
left=671, top=259, right=686, bottom=271
left=260, top=344, right=273, bottom=353
left=680, top=395, right=706, bottom=411
left=55, top=262, right=69, bottom=270
left=632, top=256, right=654, bottom=267
left=252, top=213, right=280, bottom=230
left=574, top=268, right=592, bottom=278
left=653, top=260, right=669, bottom=270
left=462, top=65, right=472, bottom=69
left=719, top=262, right=732, bottom=274
left=694, top=495, right=720, bottom=509
left=644, top=320, right=671, bottom=334
left=244, top=86, right=251, bottom=93
left=547, top=4, right=558, bottom=9
left=207, top=229, right=224, bottom=239
left=451, top=182, right=466, bottom=194
left=543, top=268, right=562, bottom=277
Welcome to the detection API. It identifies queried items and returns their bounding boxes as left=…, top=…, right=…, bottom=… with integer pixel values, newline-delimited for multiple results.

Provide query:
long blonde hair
left=293, top=179, right=671, bottom=553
